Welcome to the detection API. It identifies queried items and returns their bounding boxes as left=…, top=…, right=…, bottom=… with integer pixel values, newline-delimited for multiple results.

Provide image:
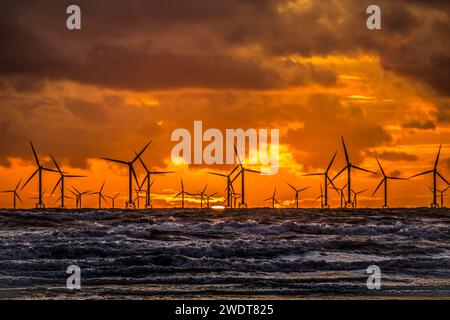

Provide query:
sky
left=0, top=0, right=449, bottom=208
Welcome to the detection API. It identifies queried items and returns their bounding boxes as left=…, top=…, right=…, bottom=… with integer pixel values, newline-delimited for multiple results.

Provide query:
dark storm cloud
left=0, top=0, right=448, bottom=93
left=366, top=150, right=418, bottom=162
left=401, top=120, right=436, bottom=130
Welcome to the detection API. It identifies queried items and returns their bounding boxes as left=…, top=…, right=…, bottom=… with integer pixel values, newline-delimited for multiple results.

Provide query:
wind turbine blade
left=326, top=151, right=338, bottom=172
left=50, top=178, right=62, bottom=197
left=332, top=166, right=347, bottom=181
left=21, top=169, right=39, bottom=190
left=101, top=158, right=128, bottom=165
left=50, top=155, right=62, bottom=173
left=15, top=178, right=22, bottom=191
left=139, top=174, right=148, bottom=190
left=409, top=170, right=433, bottom=179
left=263, top=197, right=272, bottom=201
left=100, top=181, right=105, bottom=193
left=299, top=186, right=310, bottom=192
left=229, top=164, right=240, bottom=177
left=351, top=165, right=376, bottom=175
left=150, top=171, right=174, bottom=175
left=301, top=172, right=324, bottom=177
left=437, top=171, right=450, bottom=185
left=372, top=178, right=385, bottom=197
left=230, top=171, right=241, bottom=184
left=42, top=167, right=60, bottom=173
left=29, top=141, right=40, bottom=166
left=132, top=167, right=139, bottom=187
left=133, top=141, right=152, bottom=163
left=341, top=136, right=349, bottom=165
left=173, top=192, right=181, bottom=199
left=202, top=184, right=208, bottom=194
left=387, top=176, right=406, bottom=180
left=375, top=157, right=385, bottom=177
left=136, top=153, right=149, bottom=172
left=233, top=145, right=243, bottom=164
left=244, top=168, right=260, bottom=174
left=434, top=144, right=442, bottom=169
left=64, top=175, right=86, bottom=178
left=208, top=172, right=227, bottom=177
left=286, top=182, right=297, bottom=191
left=150, top=180, right=156, bottom=188
left=327, top=175, right=338, bottom=192
left=16, top=192, right=23, bottom=204
left=72, top=186, right=81, bottom=194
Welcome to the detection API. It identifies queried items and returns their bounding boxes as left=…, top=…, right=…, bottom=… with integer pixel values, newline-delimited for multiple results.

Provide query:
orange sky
left=0, top=1, right=449, bottom=208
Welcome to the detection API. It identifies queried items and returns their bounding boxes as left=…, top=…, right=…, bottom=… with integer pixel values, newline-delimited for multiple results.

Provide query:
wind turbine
left=101, top=141, right=152, bottom=208
left=193, top=185, right=208, bottom=208
left=208, top=168, right=239, bottom=208
left=302, top=151, right=338, bottom=208
left=264, top=188, right=281, bottom=208
left=230, top=146, right=261, bottom=208
left=372, top=157, right=406, bottom=208
left=54, top=195, right=74, bottom=207
left=173, top=178, right=189, bottom=208
left=286, top=183, right=310, bottom=208
left=205, top=192, right=218, bottom=208
left=331, top=183, right=348, bottom=208
left=70, top=186, right=90, bottom=208
left=0, top=179, right=23, bottom=209
left=134, top=186, right=147, bottom=209
left=136, top=155, right=173, bottom=208
left=21, top=141, right=59, bottom=208
left=106, top=193, right=121, bottom=209
left=49, top=155, right=85, bottom=208
left=351, top=188, right=367, bottom=208
left=409, top=144, right=449, bottom=208
left=314, top=185, right=325, bottom=208
left=429, top=186, right=449, bottom=208
left=89, top=182, right=107, bottom=209
left=332, top=137, right=376, bottom=208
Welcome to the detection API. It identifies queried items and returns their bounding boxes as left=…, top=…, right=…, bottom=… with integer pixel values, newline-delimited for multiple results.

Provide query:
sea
left=0, top=208, right=449, bottom=299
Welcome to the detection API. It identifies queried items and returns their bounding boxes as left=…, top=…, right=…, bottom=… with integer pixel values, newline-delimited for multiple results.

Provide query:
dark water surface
left=0, top=208, right=449, bottom=299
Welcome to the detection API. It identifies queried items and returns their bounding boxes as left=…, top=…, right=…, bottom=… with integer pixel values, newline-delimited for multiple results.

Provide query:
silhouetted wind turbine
left=205, top=192, right=218, bottom=208
left=89, top=182, right=107, bottom=209
left=409, top=144, right=449, bottom=208
left=302, top=151, right=338, bottom=208
left=101, top=141, right=152, bottom=208
left=208, top=168, right=239, bottom=208
left=286, top=183, right=310, bottom=208
left=134, top=186, right=147, bottom=209
left=351, top=188, right=367, bottom=208
left=231, top=146, right=261, bottom=208
left=173, top=178, right=188, bottom=208
left=314, top=185, right=325, bottom=208
left=332, top=137, right=376, bottom=208
left=331, top=183, right=347, bottom=208
left=429, top=186, right=449, bottom=208
left=70, top=186, right=90, bottom=208
left=50, top=155, right=85, bottom=208
left=106, top=193, right=120, bottom=209
left=54, top=195, right=74, bottom=207
left=264, top=188, right=281, bottom=208
left=21, top=141, right=59, bottom=208
left=136, top=155, right=173, bottom=208
left=193, top=185, right=208, bottom=208
left=0, top=179, right=23, bottom=209
left=372, top=157, right=406, bottom=208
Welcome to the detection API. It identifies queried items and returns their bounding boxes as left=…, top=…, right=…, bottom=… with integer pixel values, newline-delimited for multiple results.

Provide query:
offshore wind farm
left=3, top=137, right=449, bottom=210
left=0, top=0, right=449, bottom=302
